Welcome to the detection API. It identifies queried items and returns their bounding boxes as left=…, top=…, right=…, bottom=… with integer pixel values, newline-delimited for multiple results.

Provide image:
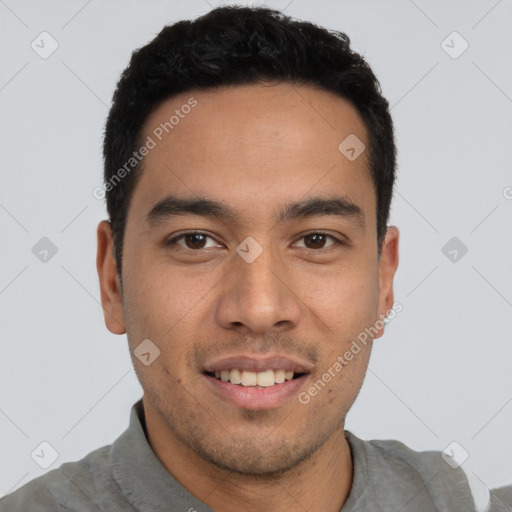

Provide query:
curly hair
left=103, top=5, right=396, bottom=275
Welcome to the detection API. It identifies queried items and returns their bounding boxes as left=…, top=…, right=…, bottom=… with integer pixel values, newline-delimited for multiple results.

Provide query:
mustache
left=191, top=333, right=319, bottom=367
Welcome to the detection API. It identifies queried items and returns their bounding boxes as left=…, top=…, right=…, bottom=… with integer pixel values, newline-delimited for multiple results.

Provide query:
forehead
left=131, top=82, right=375, bottom=229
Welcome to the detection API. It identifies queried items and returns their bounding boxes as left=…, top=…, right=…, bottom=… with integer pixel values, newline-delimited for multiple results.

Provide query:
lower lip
left=203, top=373, right=309, bottom=410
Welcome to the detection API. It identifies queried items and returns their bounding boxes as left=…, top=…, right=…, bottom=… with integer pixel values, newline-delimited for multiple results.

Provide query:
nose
left=214, top=243, right=302, bottom=334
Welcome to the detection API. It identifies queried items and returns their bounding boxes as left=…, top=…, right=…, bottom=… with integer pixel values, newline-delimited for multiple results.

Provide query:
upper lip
left=203, top=354, right=314, bottom=374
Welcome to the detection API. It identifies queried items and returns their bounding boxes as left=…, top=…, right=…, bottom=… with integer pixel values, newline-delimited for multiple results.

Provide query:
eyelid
left=166, top=230, right=346, bottom=250
left=292, top=231, right=345, bottom=248
left=166, top=231, right=222, bottom=249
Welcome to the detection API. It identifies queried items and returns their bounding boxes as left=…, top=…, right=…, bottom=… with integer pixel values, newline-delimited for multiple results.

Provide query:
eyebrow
left=146, top=194, right=365, bottom=229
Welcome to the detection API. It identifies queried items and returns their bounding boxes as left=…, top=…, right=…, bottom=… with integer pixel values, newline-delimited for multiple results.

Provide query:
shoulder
left=489, top=484, right=512, bottom=512
left=0, top=444, right=125, bottom=512
left=345, top=431, right=478, bottom=512
left=363, top=435, right=458, bottom=478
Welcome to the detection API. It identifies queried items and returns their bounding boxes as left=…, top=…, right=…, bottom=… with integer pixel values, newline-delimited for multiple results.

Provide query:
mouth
left=204, top=369, right=307, bottom=387
left=201, top=355, right=312, bottom=410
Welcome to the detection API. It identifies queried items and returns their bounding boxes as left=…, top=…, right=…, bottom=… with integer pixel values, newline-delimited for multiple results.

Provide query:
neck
left=143, top=400, right=353, bottom=512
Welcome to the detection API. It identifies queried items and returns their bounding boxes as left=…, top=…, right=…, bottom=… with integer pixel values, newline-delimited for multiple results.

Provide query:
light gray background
left=1, top=0, right=511, bottom=499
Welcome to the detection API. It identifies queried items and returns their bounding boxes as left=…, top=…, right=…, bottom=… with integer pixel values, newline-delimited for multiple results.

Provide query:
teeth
left=211, top=368, right=298, bottom=386
left=229, top=368, right=242, bottom=384
left=274, top=369, right=285, bottom=383
left=241, top=370, right=257, bottom=386
left=256, top=370, right=275, bottom=387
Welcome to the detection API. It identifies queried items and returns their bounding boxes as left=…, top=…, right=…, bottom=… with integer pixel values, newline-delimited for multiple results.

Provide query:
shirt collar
left=340, top=430, right=371, bottom=511
left=110, top=398, right=215, bottom=512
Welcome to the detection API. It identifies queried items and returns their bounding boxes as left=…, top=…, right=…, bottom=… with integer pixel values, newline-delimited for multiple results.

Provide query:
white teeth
left=256, top=369, right=275, bottom=387
left=211, top=368, right=298, bottom=386
left=274, top=369, right=285, bottom=383
left=229, top=368, right=242, bottom=384
left=241, top=370, right=258, bottom=386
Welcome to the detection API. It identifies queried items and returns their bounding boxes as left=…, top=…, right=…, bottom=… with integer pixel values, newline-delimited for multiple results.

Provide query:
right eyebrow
left=146, top=195, right=240, bottom=227
left=145, top=193, right=365, bottom=229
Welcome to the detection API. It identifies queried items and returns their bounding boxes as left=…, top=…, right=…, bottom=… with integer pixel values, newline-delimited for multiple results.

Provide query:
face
left=97, top=82, right=399, bottom=476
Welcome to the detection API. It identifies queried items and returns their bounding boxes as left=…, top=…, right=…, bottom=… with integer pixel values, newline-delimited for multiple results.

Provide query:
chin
left=191, top=433, right=322, bottom=478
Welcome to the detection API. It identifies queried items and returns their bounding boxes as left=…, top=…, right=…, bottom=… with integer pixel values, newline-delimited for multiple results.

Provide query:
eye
left=294, top=232, right=343, bottom=250
left=166, top=231, right=222, bottom=250
left=165, top=231, right=345, bottom=252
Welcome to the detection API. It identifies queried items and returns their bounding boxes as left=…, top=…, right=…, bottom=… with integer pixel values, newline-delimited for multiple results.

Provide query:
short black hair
left=103, top=5, right=396, bottom=277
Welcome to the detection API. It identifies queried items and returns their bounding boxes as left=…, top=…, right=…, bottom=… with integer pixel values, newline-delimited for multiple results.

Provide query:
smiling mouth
left=204, top=369, right=306, bottom=387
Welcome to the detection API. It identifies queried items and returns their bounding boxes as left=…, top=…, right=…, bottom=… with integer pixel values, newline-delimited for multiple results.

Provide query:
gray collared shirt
left=1, top=398, right=508, bottom=511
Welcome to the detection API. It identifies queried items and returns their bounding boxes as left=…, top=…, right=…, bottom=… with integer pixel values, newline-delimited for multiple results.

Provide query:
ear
left=374, top=226, right=399, bottom=340
left=96, top=220, right=126, bottom=335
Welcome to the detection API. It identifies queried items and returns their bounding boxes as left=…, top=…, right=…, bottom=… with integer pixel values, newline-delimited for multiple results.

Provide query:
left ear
left=374, top=226, right=400, bottom=340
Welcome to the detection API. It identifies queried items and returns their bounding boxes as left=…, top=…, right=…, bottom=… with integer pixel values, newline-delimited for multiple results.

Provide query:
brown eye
left=296, top=233, right=339, bottom=250
left=166, top=232, right=220, bottom=250
left=182, top=233, right=208, bottom=249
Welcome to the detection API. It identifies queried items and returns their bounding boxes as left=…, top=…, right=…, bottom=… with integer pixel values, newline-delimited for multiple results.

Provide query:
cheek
left=302, top=261, right=380, bottom=334
left=297, top=346, right=372, bottom=424
left=124, top=257, right=209, bottom=333
left=123, top=271, right=193, bottom=389
left=122, top=258, right=221, bottom=379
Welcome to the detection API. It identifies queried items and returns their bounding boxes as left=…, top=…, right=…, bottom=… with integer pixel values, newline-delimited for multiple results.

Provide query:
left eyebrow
left=145, top=194, right=365, bottom=229
left=274, top=196, right=365, bottom=228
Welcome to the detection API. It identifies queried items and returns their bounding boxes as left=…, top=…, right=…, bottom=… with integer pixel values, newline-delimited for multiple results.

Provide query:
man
left=1, top=5, right=509, bottom=512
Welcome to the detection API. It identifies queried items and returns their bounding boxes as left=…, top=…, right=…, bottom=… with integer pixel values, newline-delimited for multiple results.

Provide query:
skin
left=97, top=82, right=399, bottom=512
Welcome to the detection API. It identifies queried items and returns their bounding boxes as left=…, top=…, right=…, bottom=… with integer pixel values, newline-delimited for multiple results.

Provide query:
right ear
left=96, top=220, right=126, bottom=335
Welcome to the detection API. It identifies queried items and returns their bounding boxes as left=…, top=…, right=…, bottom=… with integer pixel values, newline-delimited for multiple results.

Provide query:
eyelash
left=165, top=231, right=345, bottom=251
